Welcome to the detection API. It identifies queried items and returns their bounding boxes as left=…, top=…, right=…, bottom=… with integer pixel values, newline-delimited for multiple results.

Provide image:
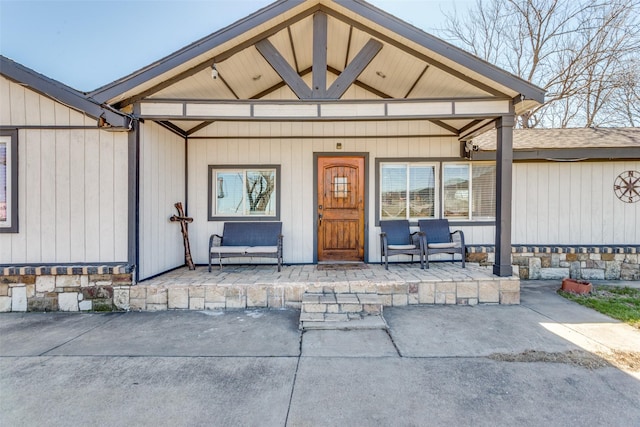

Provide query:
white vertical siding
left=188, top=120, right=638, bottom=266
left=512, top=161, right=640, bottom=245
left=138, top=121, right=186, bottom=280
left=0, top=78, right=129, bottom=264
left=188, top=120, right=460, bottom=265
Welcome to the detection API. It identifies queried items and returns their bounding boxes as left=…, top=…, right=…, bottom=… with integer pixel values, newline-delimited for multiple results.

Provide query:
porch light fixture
left=211, top=63, right=219, bottom=80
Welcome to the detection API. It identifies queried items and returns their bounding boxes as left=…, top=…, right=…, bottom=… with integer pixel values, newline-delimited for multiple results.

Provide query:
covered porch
left=132, top=262, right=520, bottom=311
left=85, top=0, right=544, bottom=283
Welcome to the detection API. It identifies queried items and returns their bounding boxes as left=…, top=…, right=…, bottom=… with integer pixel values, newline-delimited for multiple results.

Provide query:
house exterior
left=469, top=128, right=640, bottom=281
left=0, top=0, right=637, bottom=312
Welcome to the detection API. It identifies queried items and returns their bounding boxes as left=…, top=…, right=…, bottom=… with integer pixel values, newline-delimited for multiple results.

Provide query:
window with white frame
left=380, top=163, right=437, bottom=220
left=0, top=130, right=18, bottom=233
left=443, top=162, right=495, bottom=220
left=208, top=165, right=280, bottom=220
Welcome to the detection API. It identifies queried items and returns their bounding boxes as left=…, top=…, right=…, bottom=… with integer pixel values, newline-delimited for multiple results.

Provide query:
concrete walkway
left=1, top=280, right=639, bottom=426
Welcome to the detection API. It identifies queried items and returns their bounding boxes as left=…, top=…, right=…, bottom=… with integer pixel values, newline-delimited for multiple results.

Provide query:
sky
left=0, top=0, right=472, bottom=92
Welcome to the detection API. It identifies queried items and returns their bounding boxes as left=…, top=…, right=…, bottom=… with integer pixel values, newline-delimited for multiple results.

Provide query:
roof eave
left=335, top=0, right=546, bottom=104
left=88, top=0, right=307, bottom=104
left=471, top=147, right=640, bottom=161
left=0, top=55, right=130, bottom=130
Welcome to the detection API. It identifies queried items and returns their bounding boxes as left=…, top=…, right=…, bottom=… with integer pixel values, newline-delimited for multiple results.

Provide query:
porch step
left=299, top=292, right=386, bottom=330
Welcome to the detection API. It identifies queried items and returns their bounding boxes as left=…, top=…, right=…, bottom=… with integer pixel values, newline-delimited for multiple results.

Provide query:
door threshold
left=317, top=261, right=365, bottom=265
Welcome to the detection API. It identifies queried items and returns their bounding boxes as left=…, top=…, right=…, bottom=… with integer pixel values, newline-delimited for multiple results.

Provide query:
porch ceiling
left=98, top=0, right=544, bottom=136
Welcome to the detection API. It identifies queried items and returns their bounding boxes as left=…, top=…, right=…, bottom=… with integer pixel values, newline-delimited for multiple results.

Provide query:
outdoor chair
left=418, top=219, right=465, bottom=268
left=379, top=220, right=425, bottom=270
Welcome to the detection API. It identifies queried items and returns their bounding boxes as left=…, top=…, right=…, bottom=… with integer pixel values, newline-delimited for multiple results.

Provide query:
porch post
left=493, top=115, right=514, bottom=277
left=128, top=104, right=141, bottom=283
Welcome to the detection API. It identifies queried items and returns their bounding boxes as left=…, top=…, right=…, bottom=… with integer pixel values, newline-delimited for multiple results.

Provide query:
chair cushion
left=428, top=242, right=457, bottom=249
left=388, top=244, right=417, bottom=250
left=245, top=246, right=278, bottom=254
left=210, top=246, right=249, bottom=254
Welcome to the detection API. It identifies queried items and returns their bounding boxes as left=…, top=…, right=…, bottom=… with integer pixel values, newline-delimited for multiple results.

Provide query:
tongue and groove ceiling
left=147, top=15, right=489, bottom=102
left=91, top=0, right=543, bottom=136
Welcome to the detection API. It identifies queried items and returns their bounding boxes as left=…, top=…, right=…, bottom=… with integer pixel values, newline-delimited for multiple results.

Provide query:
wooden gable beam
left=219, top=73, right=240, bottom=99
left=312, top=12, right=328, bottom=98
left=157, top=120, right=187, bottom=138
left=113, top=6, right=321, bottom=108
left=459, top=119, right=496, bottom=141
left=326, top=39, right=383, bottom=99
left=320, top=5, right=508, bottom=98
left=404, top=65, right=429, bottom=98
left=92, top=1, right=313, bottom=104
left=344, top=26, right=353, bottom=69
left=287, top=26, right=300, bottom=72
left=249, top=65, right=393, bottom=100
left=187, top=121, right=215, bottom=135
left=256, top=39, right=312, bottom=99
left=139, top=98, right=512, bottom=121
left=428, top=119, right=459, bottom=135
left=459, top=119, right=485, bottom=135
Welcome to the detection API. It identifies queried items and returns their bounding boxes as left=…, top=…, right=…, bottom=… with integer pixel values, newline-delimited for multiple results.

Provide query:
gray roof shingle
left=473, top=127, right=640, bottom=150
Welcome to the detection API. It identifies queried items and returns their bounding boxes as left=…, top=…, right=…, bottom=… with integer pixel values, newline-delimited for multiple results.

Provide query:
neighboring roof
left=474, top=128, right=640, bottom=149
left=470, top=127, right=640, bottom=160
left=88, top=0, right=545, bottom=108
left=0, top=55, right=130, bottom=129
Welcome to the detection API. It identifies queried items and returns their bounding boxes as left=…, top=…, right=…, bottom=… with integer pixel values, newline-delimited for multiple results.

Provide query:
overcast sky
left=0, top=0, right=472, bottom=92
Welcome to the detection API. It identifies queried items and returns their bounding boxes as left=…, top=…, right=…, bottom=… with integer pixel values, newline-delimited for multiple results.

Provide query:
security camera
left=211, top=64, right=218, bottom=80
left=465, top=141, right=473, bottom=153
left=473, top=144, right=479, bottom=151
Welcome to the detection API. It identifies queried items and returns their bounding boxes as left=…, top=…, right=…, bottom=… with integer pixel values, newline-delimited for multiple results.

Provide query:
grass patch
left=558, top=285, right=640, bottom=329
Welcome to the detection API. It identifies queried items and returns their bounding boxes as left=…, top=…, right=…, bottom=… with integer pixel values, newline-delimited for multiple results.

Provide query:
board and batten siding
left=0, top=77, right=129, bottom=264
left=138, top=121, right=186, bottom=280
left=188, top=120, right=465, bottom=264
left=512, top=161, right=640, bottom=245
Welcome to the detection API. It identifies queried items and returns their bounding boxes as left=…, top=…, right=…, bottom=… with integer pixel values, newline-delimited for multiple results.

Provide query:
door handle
left=318, top=213, right=322, bottom=227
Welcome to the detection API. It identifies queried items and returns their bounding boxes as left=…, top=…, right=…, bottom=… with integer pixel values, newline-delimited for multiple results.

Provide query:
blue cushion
left=223, top=222, right=281, bottom=246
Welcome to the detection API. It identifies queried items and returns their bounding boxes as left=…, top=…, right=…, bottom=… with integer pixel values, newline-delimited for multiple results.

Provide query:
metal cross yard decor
left=170, top=202, right=195, bottom=270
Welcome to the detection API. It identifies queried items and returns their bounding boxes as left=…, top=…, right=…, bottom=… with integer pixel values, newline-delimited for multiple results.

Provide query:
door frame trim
left=313, top=152, right=369, bottom=263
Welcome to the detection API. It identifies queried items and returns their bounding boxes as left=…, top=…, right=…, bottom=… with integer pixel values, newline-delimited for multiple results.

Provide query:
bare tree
left=246, top=172, right=275, bottom=212
left=438, top=0, right=640, bottom=128
left=602, top=58, right=640, bottom=127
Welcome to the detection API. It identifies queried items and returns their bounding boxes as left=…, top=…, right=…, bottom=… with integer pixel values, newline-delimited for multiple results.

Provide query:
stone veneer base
left=2, top=244, right=637, bottom=313
left=466, top=246, right=639, bottom=281
left=0, top=265, right=133, bottom=313
left=123, top=277, right=520, bottom=312
left=0, top=264, right=519, bottom=312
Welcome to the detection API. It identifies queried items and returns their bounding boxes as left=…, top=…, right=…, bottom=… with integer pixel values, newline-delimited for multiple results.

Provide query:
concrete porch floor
left=131, top=262, right=520, bottom=311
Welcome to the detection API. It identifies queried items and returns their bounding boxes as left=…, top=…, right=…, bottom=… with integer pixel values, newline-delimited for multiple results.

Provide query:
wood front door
left=317, top=156, right=365, bottom=262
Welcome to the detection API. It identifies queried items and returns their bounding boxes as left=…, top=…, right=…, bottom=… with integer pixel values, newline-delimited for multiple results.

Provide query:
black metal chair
left=418, top=219, right=465, bottom=268
left=379, top=220, right=425, bottom=270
